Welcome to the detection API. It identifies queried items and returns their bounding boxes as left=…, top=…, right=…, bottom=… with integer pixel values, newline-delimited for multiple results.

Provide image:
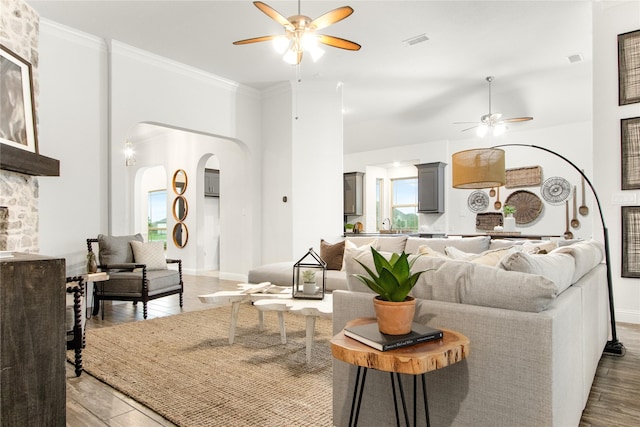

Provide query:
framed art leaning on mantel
left=618, top=29, right=640, bottom=106
left=0, top=43, right=38, bottom=153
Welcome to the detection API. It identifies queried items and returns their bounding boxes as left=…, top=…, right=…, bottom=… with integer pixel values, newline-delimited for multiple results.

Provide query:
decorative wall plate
left=467, top=190, right=489, bottom=212
left=504, top=190, right=544, bottom=224
left=541, top=177, right=571, bottom=205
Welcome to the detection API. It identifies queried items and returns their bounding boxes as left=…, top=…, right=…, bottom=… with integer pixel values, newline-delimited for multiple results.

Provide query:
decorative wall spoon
left=571, top=186, right=580, bottom=228
left=579, top=175, right=589, bottom=216
left=564, top=200, right=574, bottom=239
left=489, top=187, right=496, bottom=197
left=494, top=187, right=502, bottom=210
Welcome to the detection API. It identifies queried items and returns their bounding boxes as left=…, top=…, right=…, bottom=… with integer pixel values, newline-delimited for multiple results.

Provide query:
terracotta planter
left=373, top=296, right=416, bottom=335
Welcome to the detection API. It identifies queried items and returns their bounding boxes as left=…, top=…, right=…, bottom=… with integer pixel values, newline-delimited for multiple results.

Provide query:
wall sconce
left=125, top=140, right=136, bottom=166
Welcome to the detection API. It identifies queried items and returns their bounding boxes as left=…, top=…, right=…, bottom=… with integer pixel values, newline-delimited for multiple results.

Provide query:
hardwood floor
left=66, top=274, right=640, bottom=426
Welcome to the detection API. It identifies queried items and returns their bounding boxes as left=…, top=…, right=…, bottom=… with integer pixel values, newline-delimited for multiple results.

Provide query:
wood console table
left=331, top=318, right=469, bottom=427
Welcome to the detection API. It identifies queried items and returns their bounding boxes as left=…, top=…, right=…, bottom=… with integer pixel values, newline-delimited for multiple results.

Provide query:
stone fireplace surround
left=0, top=0, right=59, bottom=252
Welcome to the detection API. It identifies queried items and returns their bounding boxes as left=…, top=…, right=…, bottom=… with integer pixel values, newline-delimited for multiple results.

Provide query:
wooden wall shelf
left=0, top=144, right=60, bottom=176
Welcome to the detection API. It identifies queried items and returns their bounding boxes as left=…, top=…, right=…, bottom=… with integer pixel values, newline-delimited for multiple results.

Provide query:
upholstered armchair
left=86, top=234, right=183, bottom=319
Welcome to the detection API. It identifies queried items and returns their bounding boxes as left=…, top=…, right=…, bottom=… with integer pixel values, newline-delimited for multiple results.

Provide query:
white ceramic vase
left=504, top=215, right=516, bottom=232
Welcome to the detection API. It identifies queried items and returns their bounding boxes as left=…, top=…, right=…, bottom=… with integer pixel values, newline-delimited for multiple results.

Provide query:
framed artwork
left=618, top=29, right=640, bottom=106
left=622, top=206, right=640, bottom=278
left=0, top=43, right=38, bottom=153
left=621, top=117, right=640, bottom=189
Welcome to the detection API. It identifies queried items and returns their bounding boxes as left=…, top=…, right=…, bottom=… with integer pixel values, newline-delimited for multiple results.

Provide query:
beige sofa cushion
left=550, top=240, right=604, bottom=284
left=345, top=248, right=557, bottom=312
left=499, top=251, right=575, bottom=294
left=405, top=236, right=490, bottom=254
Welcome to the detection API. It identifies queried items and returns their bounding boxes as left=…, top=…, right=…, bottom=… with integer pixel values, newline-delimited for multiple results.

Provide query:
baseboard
left=616, top=308, right=640, bottom=325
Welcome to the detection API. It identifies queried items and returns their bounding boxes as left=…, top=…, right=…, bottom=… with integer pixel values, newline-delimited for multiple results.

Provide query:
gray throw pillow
left=97, top=233, right=143, bottom=266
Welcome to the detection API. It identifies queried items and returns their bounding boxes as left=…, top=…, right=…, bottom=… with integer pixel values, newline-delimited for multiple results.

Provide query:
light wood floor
left=66, top=274, right=640, bottom=426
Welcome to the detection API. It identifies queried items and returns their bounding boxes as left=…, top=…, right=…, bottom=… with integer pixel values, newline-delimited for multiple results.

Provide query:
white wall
left=260, top=81, right=344, bottom=262
left=594, top=1, right=640, bottom=325
left=35, top=24, right=262, bottom=280
left=37, top=21, right=109, bottom=272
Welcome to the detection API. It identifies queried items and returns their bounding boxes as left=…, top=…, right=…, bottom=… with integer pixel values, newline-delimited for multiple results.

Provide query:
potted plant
left=503, top=205, right=517, bottom=231
left=352, top=247, right=432, bottom=335
left=302, top=269, right=317, bottom=294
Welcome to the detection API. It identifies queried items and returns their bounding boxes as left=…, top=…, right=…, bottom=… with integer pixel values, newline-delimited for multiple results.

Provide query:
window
left=390, top=177, right=418, bottom=231
left=148, top=190, right=167, bottom=245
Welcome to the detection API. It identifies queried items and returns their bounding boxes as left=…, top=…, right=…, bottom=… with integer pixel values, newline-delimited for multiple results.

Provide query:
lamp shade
left=452, top=148, right=506, bottom=189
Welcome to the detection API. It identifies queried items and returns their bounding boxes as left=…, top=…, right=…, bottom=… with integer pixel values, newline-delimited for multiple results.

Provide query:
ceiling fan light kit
left=234, top=1, right=360, bottom=65
left=457, top=76, right=533, bottom=137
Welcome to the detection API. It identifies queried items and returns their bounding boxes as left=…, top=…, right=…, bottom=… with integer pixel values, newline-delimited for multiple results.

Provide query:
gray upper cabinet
left=204, top=168, right=219, bottom=197
left=344, top=172, right=364, bottom=216
left=416, top=162, right=446, bottom=213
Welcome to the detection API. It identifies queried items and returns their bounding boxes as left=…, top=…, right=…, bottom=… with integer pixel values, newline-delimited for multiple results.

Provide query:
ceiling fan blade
left=453, top=121, right=481, bottom=125
left=311, top=6, right=354, bottom=30
left=253, top=1, right=294, bottom=30
left=502, top=117, right=534, bottom=123
left=317, top=34, right=361, bottom=51
left=233, top=35, right=280, bottom=45
left=461, top=125, right=480, bottom=132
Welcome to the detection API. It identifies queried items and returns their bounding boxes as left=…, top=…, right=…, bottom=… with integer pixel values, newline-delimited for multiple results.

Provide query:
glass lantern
left=292, top=248, right=326, bottom=300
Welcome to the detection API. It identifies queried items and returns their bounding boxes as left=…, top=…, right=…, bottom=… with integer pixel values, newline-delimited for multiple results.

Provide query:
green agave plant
left=353, top=247, right=432, bottom=302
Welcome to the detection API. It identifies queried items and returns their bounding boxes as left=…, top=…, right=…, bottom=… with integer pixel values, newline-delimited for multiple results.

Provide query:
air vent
left=403, top=34, right=429, bottom=47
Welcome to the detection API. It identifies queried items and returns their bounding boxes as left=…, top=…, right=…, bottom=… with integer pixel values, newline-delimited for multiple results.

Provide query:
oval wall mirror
left=172, top=223, right=189, bottom=248
left=172, top=169, right=188, bottom=195
left=172, top=196, right=188, bottom=222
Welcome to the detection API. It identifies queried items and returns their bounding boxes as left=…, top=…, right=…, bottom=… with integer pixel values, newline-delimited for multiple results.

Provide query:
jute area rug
left=75, top=306, right=334, bottom=426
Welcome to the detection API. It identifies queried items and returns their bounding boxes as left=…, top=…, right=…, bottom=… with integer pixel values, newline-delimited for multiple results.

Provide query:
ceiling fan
left=233, top=1, right=361, bottom=65
left=455, top=76, right=533, bottom=137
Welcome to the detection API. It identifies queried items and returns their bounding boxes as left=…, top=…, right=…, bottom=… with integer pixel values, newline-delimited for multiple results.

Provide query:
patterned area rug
left=75, top=307, right=334, bottom=426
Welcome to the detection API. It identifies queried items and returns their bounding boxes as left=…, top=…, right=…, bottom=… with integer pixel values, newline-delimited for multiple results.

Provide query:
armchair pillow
left=130, top=240, right=167, bottom=270
left=97, top=233, right=143, bottom=265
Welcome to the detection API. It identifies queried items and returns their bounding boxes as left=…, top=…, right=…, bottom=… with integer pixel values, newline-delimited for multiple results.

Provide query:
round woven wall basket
left=504, top=190, right=543, bottom=224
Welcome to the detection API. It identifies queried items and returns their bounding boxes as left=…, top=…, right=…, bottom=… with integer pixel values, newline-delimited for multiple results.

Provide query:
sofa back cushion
left=97, top=234, right=143, bottom=265
left=550, top=240, right=604, bottom=284
left=405, top=236, right=490, bottom=254
left=345, top=247, right=557, bottom=313
left=499, top=251, right=575, bottom=294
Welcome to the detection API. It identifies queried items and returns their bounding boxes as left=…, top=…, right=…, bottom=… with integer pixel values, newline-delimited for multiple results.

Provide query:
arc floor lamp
left=452, top=144, right=625, bottom=356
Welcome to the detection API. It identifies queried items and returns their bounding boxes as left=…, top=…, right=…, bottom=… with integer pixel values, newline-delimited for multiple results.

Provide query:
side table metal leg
left=421, top=373, right=430, bottom=427
left=390, top=373, right=401, bottom=427
left=349, top=366, right=368, bottom=427
left=395, top=373, right=411, bottom=426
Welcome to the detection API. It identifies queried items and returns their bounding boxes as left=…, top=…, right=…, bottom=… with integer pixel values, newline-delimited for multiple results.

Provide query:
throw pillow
left=320, top=239, right=345, bottom=270
left=444, top=246, right=516, bottom=267
left=341, top=238, right=378, bottom=271
left=417, top=245, right=447, bottom=258
left=130, top=241, right=167, bottom=270
left=97, top=233, right=143, bottom=265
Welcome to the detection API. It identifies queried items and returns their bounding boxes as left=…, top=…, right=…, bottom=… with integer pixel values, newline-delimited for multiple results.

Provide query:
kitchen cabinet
left=204, top=168, right=219, bottom=197
left=416, top=162, right=446, bottom=213
left=344, top=172, right=364, bottom=216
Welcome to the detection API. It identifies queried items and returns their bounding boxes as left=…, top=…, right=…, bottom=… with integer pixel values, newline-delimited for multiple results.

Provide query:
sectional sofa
left=249, top=234, right=610, bottom=426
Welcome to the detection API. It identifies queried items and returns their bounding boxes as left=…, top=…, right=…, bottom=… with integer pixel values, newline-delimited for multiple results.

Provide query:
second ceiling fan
left=233, top=1, right=361, bottom=65
left=456, top=76, right=533, bottom=137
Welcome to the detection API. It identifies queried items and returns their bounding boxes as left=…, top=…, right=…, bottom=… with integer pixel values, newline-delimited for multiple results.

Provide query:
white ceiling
left=28, top=1, right=593, bottom=154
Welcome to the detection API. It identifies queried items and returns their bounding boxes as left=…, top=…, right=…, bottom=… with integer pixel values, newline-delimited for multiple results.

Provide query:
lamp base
left=604, top=339, right=626, bottom=356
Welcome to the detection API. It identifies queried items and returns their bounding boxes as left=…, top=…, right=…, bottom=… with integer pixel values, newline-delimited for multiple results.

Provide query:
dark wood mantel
left=0, top=144, right=59, bottom=176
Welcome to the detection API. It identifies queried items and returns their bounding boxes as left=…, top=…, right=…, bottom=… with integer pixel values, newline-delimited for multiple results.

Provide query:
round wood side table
left=331, top=317, right=470, bottom=427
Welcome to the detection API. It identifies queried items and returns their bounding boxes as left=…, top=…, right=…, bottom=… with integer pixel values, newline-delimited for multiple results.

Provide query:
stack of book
left=344, top=322, right=443, bottom=352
